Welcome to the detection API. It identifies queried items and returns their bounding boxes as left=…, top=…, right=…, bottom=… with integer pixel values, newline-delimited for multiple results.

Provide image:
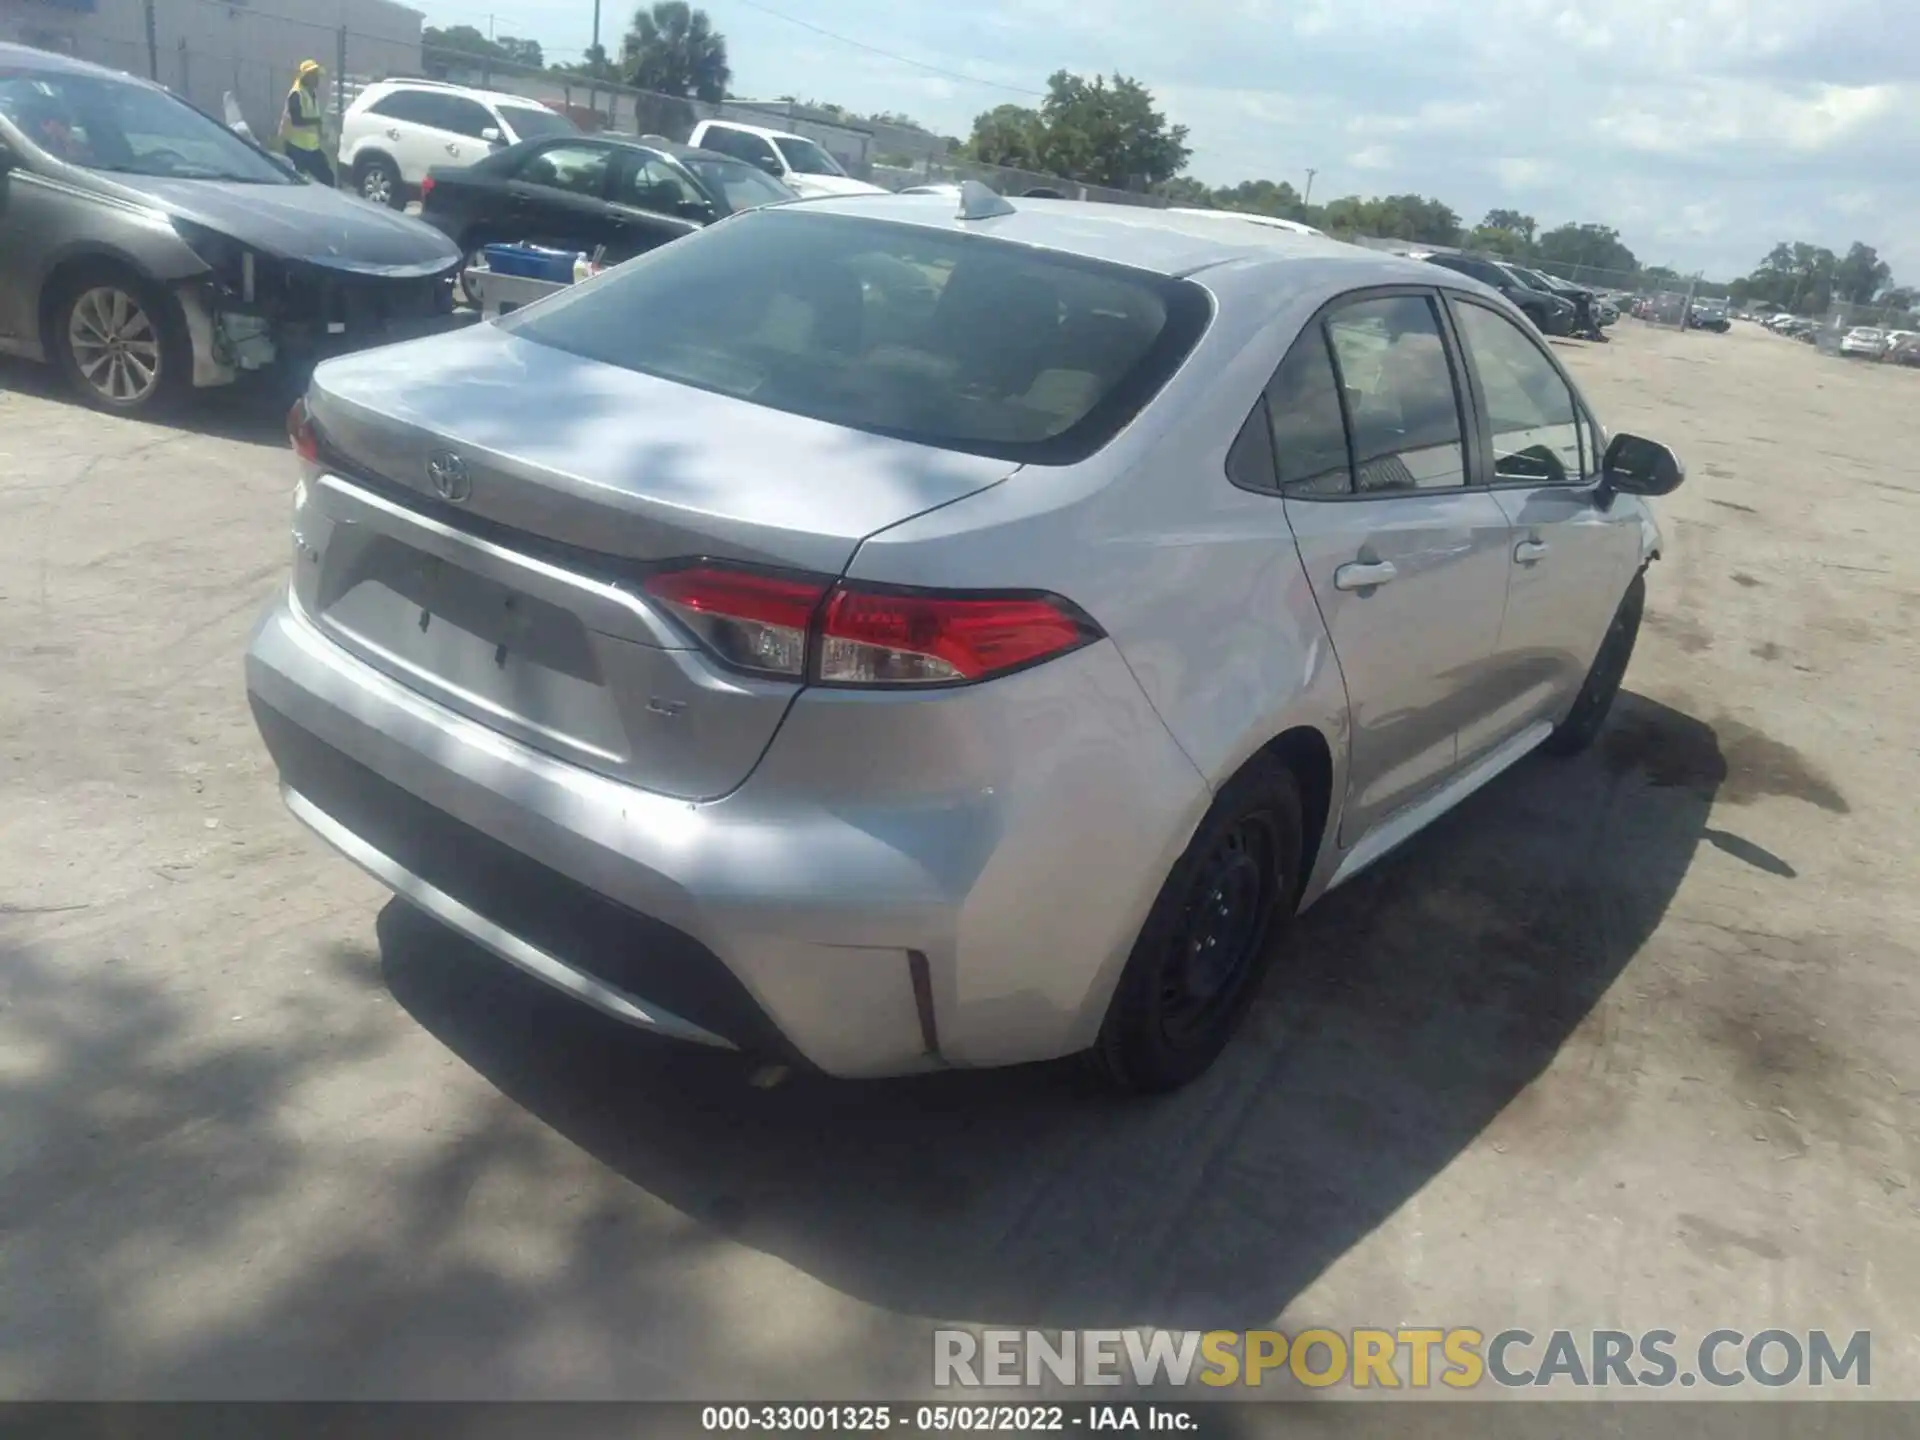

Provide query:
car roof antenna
left=956, top=180, right=1016, bottom=221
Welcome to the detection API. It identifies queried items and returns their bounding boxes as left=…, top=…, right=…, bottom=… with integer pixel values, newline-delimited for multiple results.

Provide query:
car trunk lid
left=296, top=324, right=1015, bottom=799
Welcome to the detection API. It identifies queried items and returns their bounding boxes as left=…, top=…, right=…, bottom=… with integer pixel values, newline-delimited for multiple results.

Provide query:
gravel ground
left=1, top=319, right=1916, bottom=1401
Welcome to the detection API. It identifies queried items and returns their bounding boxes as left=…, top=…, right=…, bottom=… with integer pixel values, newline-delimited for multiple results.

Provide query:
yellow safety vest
left=283, top=83, right=321, bottom=151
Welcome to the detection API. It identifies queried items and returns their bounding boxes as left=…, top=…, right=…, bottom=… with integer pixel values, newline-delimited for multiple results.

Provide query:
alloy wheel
left=362, top=167, right=393, bottom=205
left=67, top=286, right=162, bottom=406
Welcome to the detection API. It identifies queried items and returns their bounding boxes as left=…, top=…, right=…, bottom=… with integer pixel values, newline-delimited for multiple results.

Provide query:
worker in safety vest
left=279, top=60, right=334, bottom=186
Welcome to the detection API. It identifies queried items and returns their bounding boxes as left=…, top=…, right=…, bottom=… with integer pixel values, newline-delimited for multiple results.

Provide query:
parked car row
left=336, top=77, right=887, bottom=210
left=0, top=45, right=837, bottom=413
left=1838, top=324, right=1919, bottom=360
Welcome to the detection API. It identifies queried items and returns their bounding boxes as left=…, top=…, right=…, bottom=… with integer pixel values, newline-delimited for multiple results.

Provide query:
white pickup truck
left=685, top=120, right=887, bottom=200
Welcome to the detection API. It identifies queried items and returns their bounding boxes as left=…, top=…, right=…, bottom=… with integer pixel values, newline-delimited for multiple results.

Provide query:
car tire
left=354, top=153, right=404, bottom=209
left=1544, top=572, right=1645, bottom=757
left=456, top=236, right=491, bottom=307
left=49, top=264, right=190, bottom=416
left=1089, top=756, right=1304, bottom=1094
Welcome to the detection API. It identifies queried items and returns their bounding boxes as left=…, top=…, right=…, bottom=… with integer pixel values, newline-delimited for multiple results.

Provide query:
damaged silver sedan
left=0, top=42, right=459, bottom=413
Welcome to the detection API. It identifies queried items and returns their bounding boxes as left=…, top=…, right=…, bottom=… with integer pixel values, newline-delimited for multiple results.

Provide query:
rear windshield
left=501, top=105, right=576, bottom=141
left=503, top=208, right=1211, bottom=464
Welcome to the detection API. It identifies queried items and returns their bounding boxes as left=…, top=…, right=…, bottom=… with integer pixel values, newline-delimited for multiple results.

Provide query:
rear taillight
left=287, top=397, right=319, bottom=463
left=819, top=587, right=1092, bottom=684
left=640, top=565, right=1100, bottom=688
left=420, top=174, right=436, bottom=200
left=644, top=566, right=827, bottom=678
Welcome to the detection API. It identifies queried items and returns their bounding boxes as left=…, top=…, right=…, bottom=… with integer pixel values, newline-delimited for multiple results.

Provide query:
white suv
left=339, top=79, right=579, bottom=207
left=685, top=119, right=886, bottom=200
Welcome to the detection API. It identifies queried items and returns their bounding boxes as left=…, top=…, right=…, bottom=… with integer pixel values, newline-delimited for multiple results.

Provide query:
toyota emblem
left=426, top=450, right=471, bottom=503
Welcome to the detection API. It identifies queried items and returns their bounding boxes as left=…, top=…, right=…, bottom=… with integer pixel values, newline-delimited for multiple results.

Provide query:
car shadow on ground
left=1, top=314, right=477, bottom=450
left=376, top=690, right=1734, bottom=1330
left=2, top=355, right=295, bottom=448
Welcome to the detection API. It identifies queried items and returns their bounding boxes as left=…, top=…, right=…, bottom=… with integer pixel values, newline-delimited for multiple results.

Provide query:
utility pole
left=1303, top=168, right=1317, bottom=207
left=143, top=0, right=159, bottom=81
left=589, top=0, right=603, bottom=117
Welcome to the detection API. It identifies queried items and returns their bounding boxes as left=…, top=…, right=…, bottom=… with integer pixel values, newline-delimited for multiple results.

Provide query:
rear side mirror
left=675, top=198, right=717, bottom=222
left=481, top=126, right=504, bottom=146
left=754, top=154, right=783, bottom=177
left=1602, top=433, right=1685, bottom=497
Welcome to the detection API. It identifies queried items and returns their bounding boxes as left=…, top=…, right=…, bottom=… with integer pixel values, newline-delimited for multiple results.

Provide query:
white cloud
left=1493, top=158, right=1556, bottom=190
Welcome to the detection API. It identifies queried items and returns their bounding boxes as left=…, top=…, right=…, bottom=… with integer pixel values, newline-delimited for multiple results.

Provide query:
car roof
left=363, top=76, right=554, bottom=110
left=1166, top=207, right=1325, bottom=237
left=787, top=192, right=1446, bottom=283
left=519, top=133, right=747, bottom=169
left=700, top=118, right=810, bottom=144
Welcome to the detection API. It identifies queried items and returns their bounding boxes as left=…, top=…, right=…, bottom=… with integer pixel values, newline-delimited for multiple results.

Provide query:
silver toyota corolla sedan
left=245, top=187, right=1684, bottom=1091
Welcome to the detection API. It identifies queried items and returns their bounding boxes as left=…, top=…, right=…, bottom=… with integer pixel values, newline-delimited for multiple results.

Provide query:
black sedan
left=1418, top=252, right=1576, bottom=335
left=420, top=135, right=797, bottom=273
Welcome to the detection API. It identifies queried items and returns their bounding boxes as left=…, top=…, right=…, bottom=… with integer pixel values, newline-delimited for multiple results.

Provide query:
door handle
left=1513, top=540, right=1550, bottom=563
left=1333, top=560, right=1398, bottom=591
left=445, top=142, right=462, bottom=155
left=386, top=127, right=401, bottom=141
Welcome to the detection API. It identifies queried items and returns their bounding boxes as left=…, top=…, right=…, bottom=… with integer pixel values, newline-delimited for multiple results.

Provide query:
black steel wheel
left=1545, top=572, right=1645, bottom=756
left=1091, top=756, right=1303, bottom=1093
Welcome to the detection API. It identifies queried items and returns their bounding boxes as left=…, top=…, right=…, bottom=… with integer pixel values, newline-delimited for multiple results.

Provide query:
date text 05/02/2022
left=700, top=1404, right=1197, bottom=1431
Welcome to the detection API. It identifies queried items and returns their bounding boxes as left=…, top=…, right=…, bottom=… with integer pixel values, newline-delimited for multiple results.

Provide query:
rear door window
left=367, top=90, right=435, bottom=123
left=1264, top=328, right=1352, bottom=496
left=708, top=126, right=777, bottom=168
left=612, top=152, right=708, bottom=213
left=515, top=141, right=615, bottom=197
left=505, top=208, right=1211, bottom=464
left=1324, top=294, right=1467, bottom=493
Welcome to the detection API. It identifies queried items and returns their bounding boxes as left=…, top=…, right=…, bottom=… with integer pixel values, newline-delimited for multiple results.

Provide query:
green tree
left=422, top=24, right=506, bottom=76
left=1318, top=194, right=1459, bottom=244
left=1833, top=241, right=1893, bottom=306
left=1535, top=222, right=1639, bottom=276
left=1467, top=225, right=1526, bottom=258
left=497, top=36, right=544, bottom=70
left=622, top=1, right=730, bottom=103
left=966, top=72, right=1189, bottom=190
left=1482, top=208, right=1537, bottom=245
left=964, top=103, right=1046, bottom=172
left=553, top=43, right=620, bottom=81
left=1214, top=178, right=1305, bottom=219
left=1741, top=242, right=1838, bottom=314
left=1156, top=176, right=1217, bottom=208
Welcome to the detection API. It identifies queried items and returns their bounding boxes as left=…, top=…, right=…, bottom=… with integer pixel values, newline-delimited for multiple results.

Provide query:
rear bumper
left=246, top=592, right=1208, bottom=1077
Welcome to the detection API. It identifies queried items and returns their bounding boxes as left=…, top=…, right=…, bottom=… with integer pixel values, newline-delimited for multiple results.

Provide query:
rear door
left=363, top=90, right=452, bottom=184
left=1276, top=289, right=1516, bottom=844
left=1444, top=295, right=1643, bottom=757
left=603, top=149, right=708, bottom=261
left=501, top=140, right=628, bottom=257
left=405, top=92, right=495, bottom=178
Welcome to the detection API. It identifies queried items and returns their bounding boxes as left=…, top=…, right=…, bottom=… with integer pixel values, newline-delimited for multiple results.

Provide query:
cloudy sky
left=427, top=0, right=1919, bottom=282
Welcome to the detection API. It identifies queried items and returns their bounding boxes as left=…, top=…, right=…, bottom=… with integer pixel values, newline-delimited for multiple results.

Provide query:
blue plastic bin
left=482, top=243, right=578, bottom=285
